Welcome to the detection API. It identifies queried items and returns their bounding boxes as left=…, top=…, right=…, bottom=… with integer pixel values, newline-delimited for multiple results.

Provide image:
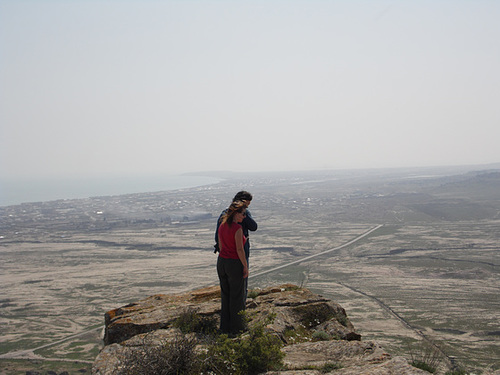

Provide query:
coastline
left=0, top=174, right=223, bottom=207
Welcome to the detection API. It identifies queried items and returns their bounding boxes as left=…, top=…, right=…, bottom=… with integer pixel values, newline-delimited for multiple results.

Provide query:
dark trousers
left=217, top=257, right=246, bottom=334
left=244, top=257, right=249, bottom=302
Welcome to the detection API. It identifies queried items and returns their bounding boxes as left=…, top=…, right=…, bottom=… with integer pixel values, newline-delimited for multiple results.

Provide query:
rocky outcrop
left=93, top=284, right=427, bottom=374
left=103, top=285, right=221, bottom=345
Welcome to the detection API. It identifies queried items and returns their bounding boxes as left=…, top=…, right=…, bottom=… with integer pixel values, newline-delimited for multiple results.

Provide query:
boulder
left=103, top=285, right=220, bottom=345
left=274, top=340, right=429, bottom=374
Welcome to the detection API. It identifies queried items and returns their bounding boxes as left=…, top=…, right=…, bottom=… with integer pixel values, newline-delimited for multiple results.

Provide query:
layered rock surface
left=93, top=284, right=428, bottom=374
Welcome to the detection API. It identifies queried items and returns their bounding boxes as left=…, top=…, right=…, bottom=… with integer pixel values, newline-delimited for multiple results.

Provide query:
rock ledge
left=93, top=284, right=428, bottom=374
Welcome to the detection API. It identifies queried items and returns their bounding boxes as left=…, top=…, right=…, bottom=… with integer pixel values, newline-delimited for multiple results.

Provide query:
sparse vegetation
left=320, top=361, right=343, bottom=372
left=294, top=303, right=335, bottom=328
left=122, top=333, right=201, bottom=375
left=301, top=362, right=344, bottom=373
left=407, top=341, right=442, bottom=374
left=122, top=311, right=284, bottom=375
left=411, top=360, right=437, bottom=373
left=312, top=330, right=331, bottom=341
left=3, top=168, right=500, bottom=373
left=172, top=308, right=218, bottom=335
left=335, top=313, right=349, bottom=327
left=247, top=288, right=261, bottom=299
left=283, top=325, right=313, bottom=343
left=445, top=368, right=469, bottom=375
left=0, top=358, right=92, bottom=375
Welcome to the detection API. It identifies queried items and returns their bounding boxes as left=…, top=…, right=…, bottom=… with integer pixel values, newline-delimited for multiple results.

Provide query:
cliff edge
left=93, top=284, right=428, bottom=374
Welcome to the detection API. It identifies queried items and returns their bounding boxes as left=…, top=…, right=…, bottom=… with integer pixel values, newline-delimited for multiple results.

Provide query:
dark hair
left=233, top=191, right=252, bottom=202
left=221, top=201, right=247, bottom=226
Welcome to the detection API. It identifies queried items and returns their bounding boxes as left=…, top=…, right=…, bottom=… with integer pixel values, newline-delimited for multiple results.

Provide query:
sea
left=0, top=174, right=222, bottom=207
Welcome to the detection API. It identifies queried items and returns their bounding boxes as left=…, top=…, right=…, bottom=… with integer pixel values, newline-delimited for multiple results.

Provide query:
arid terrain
left=1, top=165, right=499, bottom=374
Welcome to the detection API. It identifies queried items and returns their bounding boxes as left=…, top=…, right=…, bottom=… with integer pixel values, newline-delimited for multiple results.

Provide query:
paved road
left=251, top=224, right=384, bottom=279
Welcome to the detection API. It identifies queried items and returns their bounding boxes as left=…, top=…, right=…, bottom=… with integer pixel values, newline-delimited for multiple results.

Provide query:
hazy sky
left=1, top=0, right=499, bottom=180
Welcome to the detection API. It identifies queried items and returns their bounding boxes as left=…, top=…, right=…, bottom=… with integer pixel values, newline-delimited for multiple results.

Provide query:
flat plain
left=1, top=165, right=499, bottom=374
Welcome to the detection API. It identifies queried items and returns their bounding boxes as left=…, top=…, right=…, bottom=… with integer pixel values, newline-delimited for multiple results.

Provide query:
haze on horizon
left=1, top=0, right=499, bottom=183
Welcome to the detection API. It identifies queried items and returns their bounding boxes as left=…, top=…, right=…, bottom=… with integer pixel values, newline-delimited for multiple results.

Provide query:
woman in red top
left=217, top=200, right=248, bottom=335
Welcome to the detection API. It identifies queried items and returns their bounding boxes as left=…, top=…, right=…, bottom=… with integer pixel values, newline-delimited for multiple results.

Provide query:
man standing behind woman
left=217, top=200, right=249, bottom=335
left=215, top=191, right=258, bottom=300
left=215, top=191, right=258, bottom=271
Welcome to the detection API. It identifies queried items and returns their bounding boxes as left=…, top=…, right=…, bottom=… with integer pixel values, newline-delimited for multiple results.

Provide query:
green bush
left=173, top=308, right=217, bottom=335
left=204, top=322, right=285, bottom=375
left=312, top=330, right=331, bottom=341
left=247, top=289, right=261, bottom=299
left=122, top=324, right=284, bottom=375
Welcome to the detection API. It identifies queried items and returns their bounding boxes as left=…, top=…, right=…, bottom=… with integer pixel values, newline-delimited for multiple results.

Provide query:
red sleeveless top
left=218, top=222, right=247, bottom=259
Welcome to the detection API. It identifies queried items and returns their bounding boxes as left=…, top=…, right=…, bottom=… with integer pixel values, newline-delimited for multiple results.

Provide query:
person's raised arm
left=234, top=228, right=248, bottom=278
left=243, top=210, right=258, bottom=232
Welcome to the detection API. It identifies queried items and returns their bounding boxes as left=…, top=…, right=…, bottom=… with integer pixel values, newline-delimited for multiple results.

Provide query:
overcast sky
left=1, top=0, right=499, bottom=181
